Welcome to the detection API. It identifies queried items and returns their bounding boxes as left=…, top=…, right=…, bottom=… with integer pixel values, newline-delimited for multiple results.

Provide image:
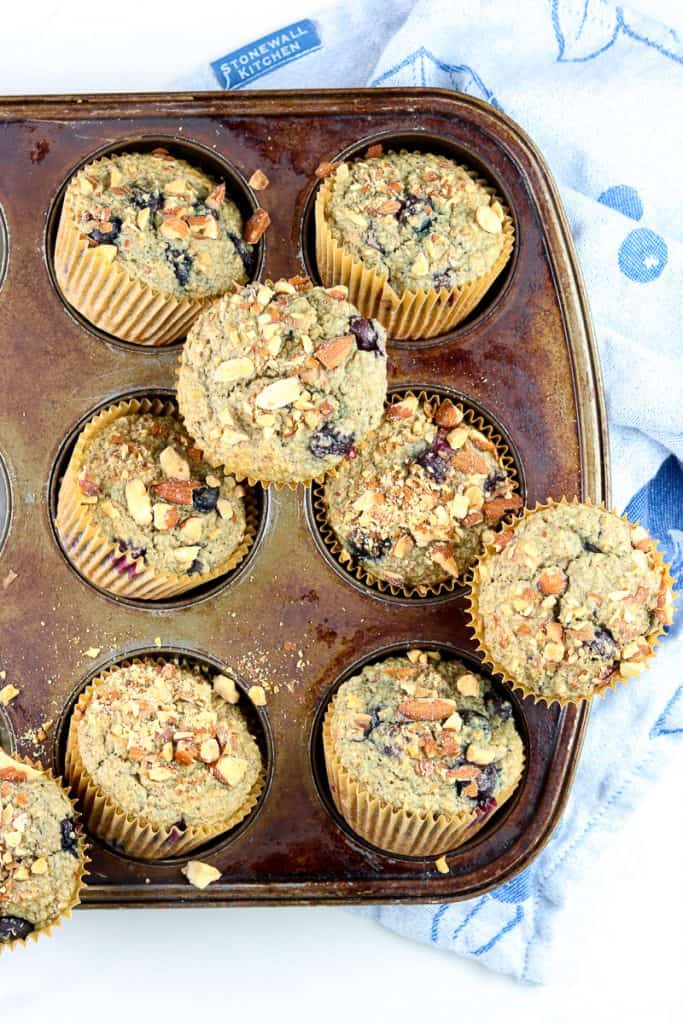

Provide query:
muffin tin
left=0, top=89, right=608, bottom=905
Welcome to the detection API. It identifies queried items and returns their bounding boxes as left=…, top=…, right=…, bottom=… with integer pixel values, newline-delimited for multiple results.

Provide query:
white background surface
left=2, top=2, right=682, bottom=1020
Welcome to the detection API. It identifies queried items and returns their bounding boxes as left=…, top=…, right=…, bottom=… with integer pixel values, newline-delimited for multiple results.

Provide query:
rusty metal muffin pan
left=0, top=89, right=608, bottom=906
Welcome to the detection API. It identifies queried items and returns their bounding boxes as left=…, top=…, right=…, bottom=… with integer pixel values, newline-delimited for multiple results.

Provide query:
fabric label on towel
left=210, top=20, right=322, bottom=89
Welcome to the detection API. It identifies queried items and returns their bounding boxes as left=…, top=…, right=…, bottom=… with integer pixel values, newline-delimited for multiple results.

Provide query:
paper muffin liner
left=0, top=750, right=88, bottom=955
left=55, top=161, right=212, bottom=346
left=467, top=497, right=677, bottom=709
left=322, top=694, right=523, bottom=858
left=64, top=658, right=266, bottom=861
left=55, top=396, right=258, bottom=601
left=315, top=174, right=514, bottom=340
left=313, top=389, right=520, bottom=599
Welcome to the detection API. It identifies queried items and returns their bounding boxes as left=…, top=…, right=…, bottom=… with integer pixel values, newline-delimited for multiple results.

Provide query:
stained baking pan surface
left=0, top=89, right=607, bottom=905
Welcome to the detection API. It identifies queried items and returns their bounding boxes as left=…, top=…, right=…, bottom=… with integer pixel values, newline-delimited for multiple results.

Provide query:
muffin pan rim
left=299, top=126, right=520, bottom=349
left=43, top=133, right=266, bottom=354
left=46, top=386, right=272, bottom=612
left=0, top=200, right=8, bottom=296
left=0, top=706, right=15, bottom=756
left=0, top=449, right=12, bottom=561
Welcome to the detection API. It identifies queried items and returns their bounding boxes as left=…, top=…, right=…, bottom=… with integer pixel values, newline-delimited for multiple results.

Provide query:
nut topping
left=248, top=169, right=270, bottom=190
left=214, top=357, right=255, bottom=383
left=456, top=674, right=480, bottom=697
left=398, top=697, right=457, bottom=721
left=199, top=738, right=220, bottom=764
left=214, top=755, right=247, bottom=786
left=248, top=685, right=267, bottom=707
left=537, top=568, right=568, bottom=596
left=159, top=446, right=190, bottom=481
left=205, top=183, right=226, bottom=211
left=178, top=517, right=203, bottom=543
left=173, top=545, right=200, bottom=565
left=125, top=479, right=152, bottom=526
left=255, top=377, right=301, bottom=410
left=152, top=479, right=200, bottom=505
left=188, top=214, right=219, bottom=239
left=386, top=395, right=418, bottom=420
left=314, top=334, right=354, bottom=369
left=159, top=216, right=190, bottom=240
left=153, top=503, right=180, bottom=532
left=182, top=860, right=222, bottom=889
left=433, top=399, right=463, bottom=428
left=314, top=161, right=339, bottom=179
left=475, top=205, right=503, bottom=233
left=214, top=674, right=240, bottom=704
left=243, top=208, right=270, bottom=243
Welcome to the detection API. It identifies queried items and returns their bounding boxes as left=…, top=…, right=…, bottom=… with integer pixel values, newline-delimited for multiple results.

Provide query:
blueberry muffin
left=56, top=397, right=252, bottom=601
left=177, top=279, right=388, bottom=485
left=0, top=751, right=85, bottom=951
left=54, top=148, right=259, bottom=345
left=323, top=392, right=520, bottom=593
left=315, top=148, right=514, bottom=339
left=323, top=650, right=524, bottom=856
left=65, top=659, right=264, bottom=859
left=471, top=501, right=675, bottom=704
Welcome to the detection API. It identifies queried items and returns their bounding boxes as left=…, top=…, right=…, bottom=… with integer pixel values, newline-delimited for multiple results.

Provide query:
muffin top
left=0, top=752, right=82, bottom=941
left=64, top=150, right=253, bottom=300
left=323, top=393, right=521, bottom=589
left=322, top=150, right=506, bottom=294
left=178, top=279, right=387, bottom=484
left=475, top=503, right=674, bottom=701
left=66, top=409, right=247, bottom=579
left=72, top=660, right=262, bottom=832
left=327, top=652, right=523, bottom=821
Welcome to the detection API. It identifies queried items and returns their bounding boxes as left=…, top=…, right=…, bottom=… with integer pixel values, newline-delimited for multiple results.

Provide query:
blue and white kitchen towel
left=178, top=0, right=683, bottom=984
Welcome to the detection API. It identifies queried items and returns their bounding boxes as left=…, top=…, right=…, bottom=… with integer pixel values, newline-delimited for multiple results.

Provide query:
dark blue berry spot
left=130, top=187, right=164, bottom=212
left=484, top=468, right=508, bottom=495
left=0, top=916, right=34, bottom=942
left=309, top=424, right=356, bottom=460
left=347, top=529, right=392, bottom=562
left=587, top=627, right=617, bottom=660
left=60, top=817, right=79, bottom=858
left=227, top=231, right=255, bottom=278
left=165, top=244, right=193, bottom=287
left=192, top=485, right=220, bottom=513
left=349, top=316, right=384, bottom=355
left=414, top=446, right=450, bottom=483
left=89, top=216, right=122, bottom=246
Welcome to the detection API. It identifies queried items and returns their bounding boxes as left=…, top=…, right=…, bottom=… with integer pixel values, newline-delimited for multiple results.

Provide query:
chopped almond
left=314, top=334, right=354, bottom=369
left=314, top=160, right=339, bottom=179
left=248, top=169, right=270, bottom=191
left=398, top=698, right=457, bottom=721
left=244, top=208, right=270, bottom=243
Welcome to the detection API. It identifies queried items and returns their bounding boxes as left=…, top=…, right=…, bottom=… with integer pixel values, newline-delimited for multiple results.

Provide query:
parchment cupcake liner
left=0, top=750, right=88, bottom=955
left=467, top=497, right=676, bottom=709
left=55, top=396, right=258, bottom=601
left=315, top=174, right=514, bottom=340
left=64, top=658, right=265, bottom=861
left=55, top=158, right=211, bottom=346
left=323, top=695, right=523, bottom=857
left=313, top=388, right=520, bottom=599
